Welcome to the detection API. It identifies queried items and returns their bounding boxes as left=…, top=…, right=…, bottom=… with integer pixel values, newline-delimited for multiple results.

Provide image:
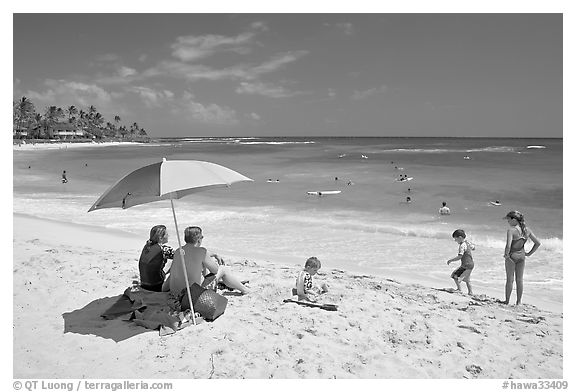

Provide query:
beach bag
left=180, top=283, right=228, bottom=321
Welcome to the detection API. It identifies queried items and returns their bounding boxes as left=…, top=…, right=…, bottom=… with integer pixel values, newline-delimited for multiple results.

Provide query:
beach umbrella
left=88, top=158, right=253, bottom=325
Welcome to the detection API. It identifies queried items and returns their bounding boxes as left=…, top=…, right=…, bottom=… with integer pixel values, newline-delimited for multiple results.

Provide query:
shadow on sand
left=62, top=295, right=151, bottom=343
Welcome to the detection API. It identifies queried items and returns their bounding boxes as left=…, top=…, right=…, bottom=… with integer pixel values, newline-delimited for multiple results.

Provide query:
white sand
left=13, top=214, right=563, bottom=379
left=13, top=141, right=145, bottom=151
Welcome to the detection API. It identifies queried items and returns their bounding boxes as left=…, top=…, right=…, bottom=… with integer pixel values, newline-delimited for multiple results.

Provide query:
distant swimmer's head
left=184, top=226, right=204, bottom=244
left=452, top=229, right=466, bottom=243
left=442, top=201, right=447, bottom=207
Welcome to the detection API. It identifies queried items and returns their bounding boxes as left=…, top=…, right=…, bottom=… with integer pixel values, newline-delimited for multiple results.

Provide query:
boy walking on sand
left=447, top=229, right=475, bottom=295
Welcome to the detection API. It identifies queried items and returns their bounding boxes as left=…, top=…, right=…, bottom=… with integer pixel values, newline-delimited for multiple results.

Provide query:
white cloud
left=25, top=79, right=114, bottom=109
left=249, top=112, right=261, bottom=120
left=179, top=93, right=238, bottom=125
left=351, top=85, right=388, bottom=101
left=236, top=81, right=303, bottom=98
left=251, top=51, right=308, bottom=75
left=128, top=86, right=174, bottom=108
left=171, top=32, right=256, bottom=62
left=18, top=79, right=131, bottom=122
left=250, top=21, right=269, bottom=32
left=336, top=22, right=354, bottom=36
left=118, top=66, right=137, bottom=78
left=325, top=22, right=355, bottom=36
left=146, top=50, right=308, bottom=82
left=170, top=22, right=271, bottom=63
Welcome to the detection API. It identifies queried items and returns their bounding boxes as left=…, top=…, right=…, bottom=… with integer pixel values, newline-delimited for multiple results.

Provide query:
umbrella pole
left=170, top=198, right=197, bottom=326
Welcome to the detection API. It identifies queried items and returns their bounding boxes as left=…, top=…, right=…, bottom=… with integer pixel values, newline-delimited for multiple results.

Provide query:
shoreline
left=13, top=140, right=145, bottom=151
left=13, top=212, right=562, bottom=314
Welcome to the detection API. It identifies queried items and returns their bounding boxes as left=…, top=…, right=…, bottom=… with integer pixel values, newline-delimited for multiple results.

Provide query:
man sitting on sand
left=168, top=226, right=250, bottom=297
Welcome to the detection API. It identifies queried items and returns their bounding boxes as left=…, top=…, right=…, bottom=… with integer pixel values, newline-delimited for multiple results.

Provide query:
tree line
left=13, top=96, right=149, bottom=141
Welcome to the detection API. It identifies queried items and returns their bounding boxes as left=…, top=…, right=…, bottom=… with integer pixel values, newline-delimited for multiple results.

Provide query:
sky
left=13, top=13, right=563, bottom=138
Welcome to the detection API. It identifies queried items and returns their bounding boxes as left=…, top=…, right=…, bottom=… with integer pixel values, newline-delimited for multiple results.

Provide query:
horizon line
left=153, top=135, right=562, bottom=140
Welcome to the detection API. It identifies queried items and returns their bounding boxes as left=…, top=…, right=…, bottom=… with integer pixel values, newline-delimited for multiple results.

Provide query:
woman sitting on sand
left=503, top=211, right=541, bottom=305
left=138, top=225, right=174, bottom=292
left=168, top=226, right=249, bottom=297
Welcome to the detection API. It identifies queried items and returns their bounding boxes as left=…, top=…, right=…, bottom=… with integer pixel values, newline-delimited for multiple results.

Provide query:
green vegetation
left=13, top=96, right=150, bottom=142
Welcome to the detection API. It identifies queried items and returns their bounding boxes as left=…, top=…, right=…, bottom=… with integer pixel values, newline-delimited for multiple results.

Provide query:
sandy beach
left=13, top=213, right=563, bottom=379
left=13, top=141, right=145, bottom=151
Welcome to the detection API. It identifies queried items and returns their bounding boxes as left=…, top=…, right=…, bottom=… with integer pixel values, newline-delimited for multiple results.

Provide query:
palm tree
left=66, top=105, right=78, bottom=124
left=44, top=106, right=65, bottom=137
left=31, top=113, right=43, bottom=139
left=91, top=112, right=105, bottom=139
left=13, top=97, right=36, bottom=137
left=104, top=122, right=115, bottom=138
left=88, top=105, right=97, bottom=117
left=122, top=125, right=131, bottom=139
left=129, top=122, right=139, bottom=138
left=112, top=115, right=121, bottom=137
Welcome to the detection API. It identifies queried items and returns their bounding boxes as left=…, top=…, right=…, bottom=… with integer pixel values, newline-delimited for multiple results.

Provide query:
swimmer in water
left=61, top=170, right=68, bottom=183
left=439, top=202, right=451, bottom=215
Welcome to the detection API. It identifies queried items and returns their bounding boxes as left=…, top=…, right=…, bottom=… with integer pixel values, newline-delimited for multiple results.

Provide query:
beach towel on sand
left=283, top=298, right=338, bottom=311
left=101, top=287, right=193, bottom=336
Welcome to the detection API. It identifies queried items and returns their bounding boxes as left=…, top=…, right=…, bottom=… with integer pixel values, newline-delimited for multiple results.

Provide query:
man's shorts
left=451, top=266, right=472, bottom=282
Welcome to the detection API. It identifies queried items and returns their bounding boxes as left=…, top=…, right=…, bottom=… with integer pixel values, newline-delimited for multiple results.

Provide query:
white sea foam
left=357, top=146, right=521, bottom=154
left=239, top=141, right=316, bottom=145
left=14, top=194, right=564, bottom=252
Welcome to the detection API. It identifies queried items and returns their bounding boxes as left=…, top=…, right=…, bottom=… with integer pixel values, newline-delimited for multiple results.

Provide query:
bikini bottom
left=509, top=251, right=525, bottom=264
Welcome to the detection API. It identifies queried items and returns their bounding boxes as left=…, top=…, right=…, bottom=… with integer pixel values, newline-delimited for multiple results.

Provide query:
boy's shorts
left=451, top=266, right=472, bottom=282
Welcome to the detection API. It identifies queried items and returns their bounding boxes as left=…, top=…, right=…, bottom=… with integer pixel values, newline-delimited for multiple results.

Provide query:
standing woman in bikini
left=503, top=211, right=541, bottom=305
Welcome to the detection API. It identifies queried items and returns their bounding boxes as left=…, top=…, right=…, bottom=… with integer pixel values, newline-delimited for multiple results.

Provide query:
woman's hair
left=506, top=210, right=527, bottom=236
left=452, top=229, right=466, bottom=238
left=305, top=256, right=321, bottom=269
left=144, top=225, right=167, bottom=251
left=184, top=226, right=203, bottom=244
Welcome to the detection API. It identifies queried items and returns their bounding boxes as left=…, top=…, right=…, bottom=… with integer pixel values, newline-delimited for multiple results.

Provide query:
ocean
left=13, top=137, right=563, bottom=307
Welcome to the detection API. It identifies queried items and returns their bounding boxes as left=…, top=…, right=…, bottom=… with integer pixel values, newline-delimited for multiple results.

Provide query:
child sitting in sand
left=446, top=229, right=475, bottom=295
left=293, top=257, right=329, bottom=302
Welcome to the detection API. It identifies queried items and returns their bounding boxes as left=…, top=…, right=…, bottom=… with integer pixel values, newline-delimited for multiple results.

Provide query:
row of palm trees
left=13, top=96, right=149, bottom=141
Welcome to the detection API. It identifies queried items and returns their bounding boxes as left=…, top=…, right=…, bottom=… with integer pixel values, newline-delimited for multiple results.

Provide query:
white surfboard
left=266, top=179, right=280, bottom=183
left=307, top=190, right=342, bottom=196
left=490, top=201, right=502, bottom=206
left=395, top=177, right=413, bottom=182
left=526, top=145, right=546, bottom=149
